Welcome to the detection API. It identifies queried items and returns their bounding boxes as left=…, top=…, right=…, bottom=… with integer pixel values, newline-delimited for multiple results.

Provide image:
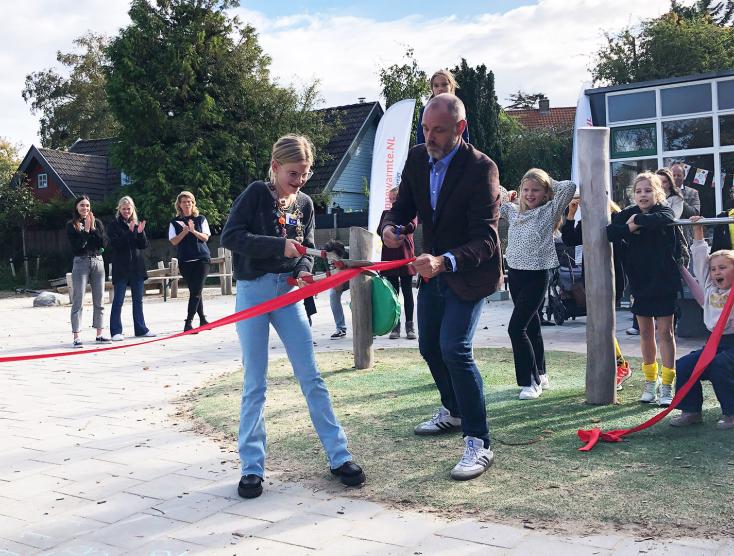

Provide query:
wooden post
left=349, top=226, right=374, bottom=369
left=224, top=248, right=233, bottom=295
left=170, top=258, right=179, bottom=298
left=579, top=127, right=616, bottom=404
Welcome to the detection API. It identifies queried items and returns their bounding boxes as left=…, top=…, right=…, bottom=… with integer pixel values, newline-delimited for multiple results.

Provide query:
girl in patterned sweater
left=500, top=169, right=577, bottom=400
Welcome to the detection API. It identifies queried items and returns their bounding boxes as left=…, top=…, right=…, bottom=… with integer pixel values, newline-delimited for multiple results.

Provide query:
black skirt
left=632, top=294, right=677, bottom=317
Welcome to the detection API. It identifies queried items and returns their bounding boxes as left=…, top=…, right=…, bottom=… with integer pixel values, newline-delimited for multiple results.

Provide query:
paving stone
left=55, top=473, right=144, bottom=501
left=175, top=461, right=239, bottom=481
left=125, top=537, right=207, bottom=556
left=558, top=534, right=628, bottom=550
left=224, top=490, right=320, bottom=523
left=167, top=511, right=270, bottom=548
left=346, top=511, right=442, bottom=547
left=40, top=539, right=125, bottom=556
left=411, top=534, right=507, bottom=555
left=0, top=537, right=38, bottom=556
left=612, top=538, right=717, bottom=555
left=123, top=474, right=214, bottom=500
left=71, top=492, right=160, bottom=524
left=2, top=516, right=104, bottom=550
left=0, top=514, right=27, bottom=538
left=319, top=535, right=409, bottom=555
left=436, top=519, right=528, bottom=548
left=0, top=473, right=73, bottom=502
left=509, top=536, right=612, bottom=555
left=145, top=492, right=238, bottom=523
left=208, top=536, right=314, bottom=555
left=255, top=512, right=356, bottom=550
left=86, top=514, right=186, bottom=550
left=308, top=496, right=384, bottom=521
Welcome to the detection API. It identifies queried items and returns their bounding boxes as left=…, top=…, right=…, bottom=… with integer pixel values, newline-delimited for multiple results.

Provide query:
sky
left=0, top=0, right=679, bottom=153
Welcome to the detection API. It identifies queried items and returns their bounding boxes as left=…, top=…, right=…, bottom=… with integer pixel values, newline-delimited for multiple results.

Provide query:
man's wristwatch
left=443, top=255, right=454, bottom=273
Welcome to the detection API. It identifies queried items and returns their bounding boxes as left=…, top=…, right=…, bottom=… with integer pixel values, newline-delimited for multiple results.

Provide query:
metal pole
left=671, top=217, right=734, bottom=226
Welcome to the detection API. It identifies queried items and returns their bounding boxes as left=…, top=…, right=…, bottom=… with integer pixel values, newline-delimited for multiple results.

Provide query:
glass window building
left=587, top=69, right=734, bottom=215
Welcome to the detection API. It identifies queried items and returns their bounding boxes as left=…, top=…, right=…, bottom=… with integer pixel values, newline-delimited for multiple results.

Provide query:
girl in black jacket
left=607, top=172, right=680, bottom=406
left=66, top=195, right=110, bottom=347
left=108, top=196, right=155, bottom=341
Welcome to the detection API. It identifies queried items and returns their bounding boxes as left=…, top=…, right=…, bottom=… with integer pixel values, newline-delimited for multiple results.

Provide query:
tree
left=451, top=59, right=504, bottom=175
left=378, top=48, right=430, bottom=144
left=505, top=91, right=547, bottom=110
left=22, top=33, right=118, bottom=149
left=593, top=2, right=734, bottom=85
left=501, top=116, right=573, bottom=190
left=106, top=0, right=331, bottom=230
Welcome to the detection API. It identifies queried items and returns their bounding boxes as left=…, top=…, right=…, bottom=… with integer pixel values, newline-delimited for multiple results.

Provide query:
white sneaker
left=414, top=406, right=462, bottom=435
left=111, top=334, right=125, bottom=342
left=626, top=327, right=639, bottom=336
left=539, top=374, right=550, bottom=390
left=640, top=379, right=659, bottom=403
left=450, top=436, right=494, bottom=481
left=72, top=337, right=83, bottom=348
left=659, top=384, right=674, bottom=407
left=138, top=331, right=157, bottom=338
left=519, top=382, right=541, bottom=400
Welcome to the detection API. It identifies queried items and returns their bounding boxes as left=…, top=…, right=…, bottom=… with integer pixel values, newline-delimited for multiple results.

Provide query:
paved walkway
left=0, top=289, right=727, bottom=555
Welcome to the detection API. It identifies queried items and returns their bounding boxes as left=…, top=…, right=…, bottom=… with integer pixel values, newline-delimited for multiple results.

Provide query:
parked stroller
left=545, top=242, right=586, bottom=325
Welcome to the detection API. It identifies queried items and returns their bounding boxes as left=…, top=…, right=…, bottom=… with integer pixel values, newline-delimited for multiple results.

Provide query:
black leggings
left=179, top=259, right=210, bottom=321
left=386, top=275, right=414, bottom=323
left=507, top=268, right=549, bottom=387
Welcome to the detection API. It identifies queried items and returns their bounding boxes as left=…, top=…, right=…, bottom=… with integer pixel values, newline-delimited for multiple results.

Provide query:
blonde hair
left=632, top=172, right=667, bottom=205
left=175, top=191, right=199, bottom=217
left=116, top=195, right=138, bottom=224
left=429, top=69, right=459, bottom=97
left=268, top=134, right=315, bottom=183
left=710, top=249, right=734, bottom=266
left=518, top=168, right=553, bottom=213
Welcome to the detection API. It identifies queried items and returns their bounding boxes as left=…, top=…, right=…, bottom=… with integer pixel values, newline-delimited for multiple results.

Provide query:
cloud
left=1, top=0, right=672, bottom=150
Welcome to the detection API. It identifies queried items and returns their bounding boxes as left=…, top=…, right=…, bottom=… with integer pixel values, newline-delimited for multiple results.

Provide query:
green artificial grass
left=188, top=348, right=734, bottom=536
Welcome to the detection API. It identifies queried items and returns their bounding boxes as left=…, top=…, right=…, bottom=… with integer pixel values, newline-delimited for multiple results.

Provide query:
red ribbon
left=0, top=258, right=414, bottom=364
left=578, top=285, right=734, bottom=451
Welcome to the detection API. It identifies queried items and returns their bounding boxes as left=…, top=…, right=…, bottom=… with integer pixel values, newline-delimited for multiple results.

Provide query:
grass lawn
left=186, top=348, right=734, bottom=537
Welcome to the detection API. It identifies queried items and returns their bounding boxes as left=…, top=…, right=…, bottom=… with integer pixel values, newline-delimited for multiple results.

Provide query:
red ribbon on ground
left=578, top=285, right=734, bottom=451
left=0, top=258, right=414, bottom=364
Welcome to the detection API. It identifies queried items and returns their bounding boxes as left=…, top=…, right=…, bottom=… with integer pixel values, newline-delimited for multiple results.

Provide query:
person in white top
left=499, top=169, right=576, bottom=400
left=669, top=216, right=734, bottom=430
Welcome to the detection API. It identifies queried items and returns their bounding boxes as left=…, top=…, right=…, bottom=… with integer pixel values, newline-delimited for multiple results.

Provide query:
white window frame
left=606, top=77, right=734, bottom=213
left=120, top=172, right=132, bottom=187
left=37, top=173, right=48, bottom=189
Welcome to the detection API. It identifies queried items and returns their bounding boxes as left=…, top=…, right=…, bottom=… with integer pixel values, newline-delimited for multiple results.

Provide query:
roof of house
left=69, top=137, right=117, bottom=157
left=506, top=107, right=576, bottom=130
left=304, top=101, right=383, bottom=195
left=17, top=145, right=118, bottom=200
left=585, top=68, right=734, bottom=96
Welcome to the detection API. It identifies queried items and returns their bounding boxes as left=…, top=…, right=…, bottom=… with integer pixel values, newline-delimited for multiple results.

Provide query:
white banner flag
left=368, top=99, right=416, bottom=233
left=570, top=82, right=593, bottom=221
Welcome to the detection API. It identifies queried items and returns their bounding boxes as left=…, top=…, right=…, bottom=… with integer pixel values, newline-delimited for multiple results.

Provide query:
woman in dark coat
left=379, top=187, right=417, bottom=339
left=108, top=196, right=155, bottom=341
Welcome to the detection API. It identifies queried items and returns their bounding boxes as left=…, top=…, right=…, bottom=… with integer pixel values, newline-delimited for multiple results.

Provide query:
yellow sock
left=642, top=361, right=659, bottom=382
left=661, top=365, right=676, bottom=386
left=614, top=338, right=624, bottom=365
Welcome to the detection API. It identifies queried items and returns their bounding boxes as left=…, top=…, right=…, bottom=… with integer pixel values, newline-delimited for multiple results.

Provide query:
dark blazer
left=107, top=216, right=149, bottom=283
left=379, top=141, right=501, bottom=301
left=712, top=210, right=734, bottom=252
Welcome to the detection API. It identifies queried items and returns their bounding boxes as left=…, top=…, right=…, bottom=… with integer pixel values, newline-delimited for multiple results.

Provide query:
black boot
left=184, top=319, right=193, bottom=332
left=389, top=323, right=400, bottom=339
left=405, top=321, right=416, bottom=340
left=200, top=316, right=209, bottom=326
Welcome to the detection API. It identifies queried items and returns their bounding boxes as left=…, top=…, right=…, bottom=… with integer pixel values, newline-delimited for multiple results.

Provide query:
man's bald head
left=425, top=93, right=466, bottom=124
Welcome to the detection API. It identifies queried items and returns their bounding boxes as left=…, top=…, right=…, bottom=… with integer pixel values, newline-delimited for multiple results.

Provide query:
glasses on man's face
left=286, top=170, right=314, bottom=182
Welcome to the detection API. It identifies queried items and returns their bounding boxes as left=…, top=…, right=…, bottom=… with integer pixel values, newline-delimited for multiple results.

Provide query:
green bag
left=371, top=275, right=401, bottom=336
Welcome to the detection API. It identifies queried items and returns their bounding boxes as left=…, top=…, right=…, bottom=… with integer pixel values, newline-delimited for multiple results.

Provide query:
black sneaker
left=330, top=329, right=346, bottom=339
left=95, top=335, right=111, bottom=343
left=238, top=474, right=263, bottom=498
left=330, top=461, right=365, bottom=486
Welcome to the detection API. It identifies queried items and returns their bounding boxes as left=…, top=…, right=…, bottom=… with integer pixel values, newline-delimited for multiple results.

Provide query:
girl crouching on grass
left=669, top=217, right=734, bottom=430
left=607, top=172, right=680, bottom=406
left=499, top=169, right=576, bottom=400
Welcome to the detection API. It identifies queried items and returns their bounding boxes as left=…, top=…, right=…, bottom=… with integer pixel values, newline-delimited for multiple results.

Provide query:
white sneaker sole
left=450, top=456, right=494, bottom=480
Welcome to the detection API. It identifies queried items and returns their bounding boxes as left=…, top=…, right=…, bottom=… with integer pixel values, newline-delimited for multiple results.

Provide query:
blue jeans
left=675, top=336, right=734, bottom=416
left=235, top=273, right=352, bottom=477
left=417, top=275, right=490, bottom=445
left=110, top=278, right=149, bottom=337
left=330, top=283, right=347, bottom=332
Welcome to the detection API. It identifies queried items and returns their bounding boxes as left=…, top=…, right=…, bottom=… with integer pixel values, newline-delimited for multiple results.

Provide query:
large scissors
left=287, top=243, right=375, bottom=286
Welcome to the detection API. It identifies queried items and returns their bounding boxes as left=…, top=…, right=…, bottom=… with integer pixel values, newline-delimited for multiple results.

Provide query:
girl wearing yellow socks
left=607, top=172, right=681, bottom=406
